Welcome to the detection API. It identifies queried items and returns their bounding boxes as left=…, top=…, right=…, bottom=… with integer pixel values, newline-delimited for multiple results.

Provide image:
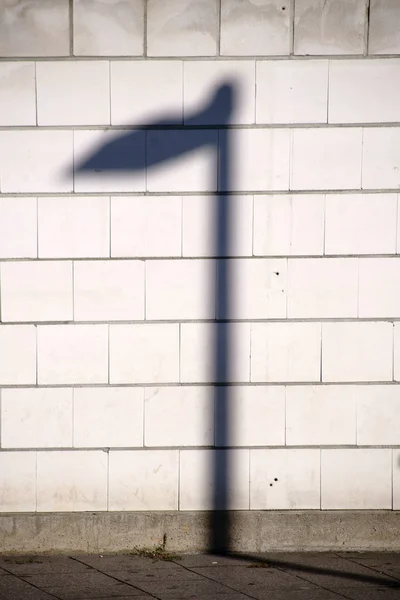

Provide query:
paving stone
left=0, top=556, right=92, bottom=575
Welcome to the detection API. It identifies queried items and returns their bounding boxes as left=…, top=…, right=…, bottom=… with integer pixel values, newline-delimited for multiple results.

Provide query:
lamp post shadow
left=75, top=82, right=237, bottom=554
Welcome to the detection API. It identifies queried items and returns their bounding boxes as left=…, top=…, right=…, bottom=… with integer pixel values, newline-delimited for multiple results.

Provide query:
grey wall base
left=1, top=511, right=400, bottom=555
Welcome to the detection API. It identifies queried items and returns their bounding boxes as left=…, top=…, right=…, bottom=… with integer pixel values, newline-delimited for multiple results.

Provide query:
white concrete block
left=74, top=0, right=144, bottom=56
left=325, top=193, right=397, bottom=255
left=111, top=196, right=181, bottom=258
left=226, top=129, right=290, bottom=192
left=218, top=259, right=287, bottom=319
left=221, top=0, right=291, bottom=56
left=0, top=131, right=73, bottom=193
left=322, top=322, right=393, bottom=382
left=111, top=61, right=182, bottom=125
left=0, top=325, right=36, bottom=385
left=253, top=194, right=325, bottom=257
left=0, top=197, right=37, bottom=259
left=287, top=258, right=358, bottom=318
left=180, top=449, right=249, bottom=510
left=147, top=0, right=218, bottom=56
left=74, top=260, right=144, bottom=321
left=144, top=387, right=213, bottom=447
left=109, top=450, right=178, bottom=510
left=362, top=128, right=400, bottom=190
left=291, top=128, right=362, bottom=191
left=0, top=0, right=69, bottom=57
left=182, top=195, right=253, bottom=257
left=73, top=387, right=144, bottom=448
left=394, top=450, right=400, bottom=510
left=359, top=258, right=400, bottom=318
left=74, top=129, right=146, bottom=193
left=37, top=451, right=108, bottom=512
left=184, top=61, right=255, bottom=125
left=250, top=449, right=320, bottom=510
left=37, top=61, right=110, bottom=126
left=37, top=325, right=108, bottom=385
left=0, top=452, right=36, bottom=512
left=0, top=62, right=35, bottom=125
left=38, top=196, right=109, bottom=259
left=329, top=59, right=400, bottom=124
left=1, top=261, right=73, bottom=323
left=369, top=0, right=400, bottom=54
left=146, top=259, right=216, bottom=320
left=109, top=324, right=179, bottom=384
left=147, top=130, right=218, bottom=193
left=216, top=386, right=285, bottom=447
left=1, top=388, right=73, bottom=449
left=180, top=323, right=251, bottom=383
left=321, top=449, right=392, bottom=509
left=356, top=385, right=400, bottom=445
left=256, top=60, right=328, bottom=124
left=294, top=0, right=366, bottom=55
left=286, top=385, right=356, bottom=446
left=251, top=322, right=321, bottom=383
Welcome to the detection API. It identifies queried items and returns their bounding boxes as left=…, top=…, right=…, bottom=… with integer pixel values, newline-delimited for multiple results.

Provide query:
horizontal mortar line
left=1, top=189, right=400, bottom=197
left=0, top=445, right=398, bottom=453
left=1, top=318, right=400, bottom=325
left=1, top=54, right=400, bottom=62
left=3, top=254, right=400, bottom=261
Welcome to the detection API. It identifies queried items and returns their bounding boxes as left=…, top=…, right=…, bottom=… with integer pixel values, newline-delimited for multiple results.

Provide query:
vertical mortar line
left=143, top=0, right=148, bottom=58
left=364, top=0, right=371, bottom=56
left=217, top=0, right=222, bottom=57
left=69, top=0, right=74, bottom=56
left=290, top=0, right=295, bottom=56
left=34, top=62, right=38, bottom=126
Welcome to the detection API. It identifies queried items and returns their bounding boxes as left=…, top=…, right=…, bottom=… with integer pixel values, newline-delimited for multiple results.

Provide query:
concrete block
left=322, top=322, right=393, bottom=382
left=73, top=0, right=144, bottom=56
left=38, top=196, right=109, bottom=259
left=0, top=325, right=36, bottom=385
left=287, top=258, right=358, bottom=318
left=180, top=449, right=250, bottom=510
left=147, top=130, right=218, bottom=192
left=394, top=450, right=400, bottom=509
left=0, top=131, right=73, bottom=193
left=74, top=129, right=146, bottom=193
left=109, top=324, right=179, bottom=384
left=325, top=193, right=397, bottom=255
left=329, top=59, right=400, bottom=123
left=253, top=194, right=325, bottom=256
left=111, top=60, right=182, bottom=125
left=0, top=62, right=35, bottom=125
left=0, top=0, right=69, bottom=56
left=109, top=450, right=179, bottom=510
left=73, top=387, right=144, bottom=448
left=37, top=325, right=108, bottom=385
left=393, top=324, right=400, bottom=382
left=111, top=196, right=181, bottom=258
left=291, top=128, right=362, bottom=190
left=37, top=451, right=108, bottom=512
left=321, top=449, right=392, bottom=509
left=359, top=258, right=400, bottom=318
left=286, top=385, right=356, bottom=445
left=1, top=388, right=73, bottom=449
left=362, top=128, right=400, bottom=190
left=250, top=322, right=321, bottom=383
left=216, top=386, right=285, bottom=447
left=180, top=323, right=251, bottom=383
left=144, top=386, right=213, bottom=447
left=221, top=0, right=291, bottom=56
left=217, top=258, right=287, bottom=319
left=182, top=195, right=253, bottom=257
left=250, top=449, right=320, bottom=509
left=0, top=452, right=36, bottom=512
left=74, top=260, right=144, bottom=321
left=37, top=61, right=110, bottom=126
left=184, top=61, right=255, bottom=125
left=294, top=0, right=366, bottom=55
left=0, top=197, right=37, bottom=259
left=1, top=261, right=73, bottom=322
left=147, top=0, right=218, bottom=56
left=369, top=0, right=400, bottom=54
left=356, top=385, right=400, bottom=445
left=257, top=60, right=328, bottom=124
left=146, top=259, right=216, bottom=320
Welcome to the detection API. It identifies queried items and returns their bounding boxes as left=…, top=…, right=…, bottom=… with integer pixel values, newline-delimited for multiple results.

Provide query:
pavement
left=0, top=551, right=399, bottom=600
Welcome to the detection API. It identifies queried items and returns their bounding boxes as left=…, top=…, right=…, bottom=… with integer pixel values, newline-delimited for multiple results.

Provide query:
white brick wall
left=1, top=0, right=400, bottom=517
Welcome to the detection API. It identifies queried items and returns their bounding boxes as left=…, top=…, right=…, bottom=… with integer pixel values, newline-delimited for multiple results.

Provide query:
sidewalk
left=0, top=551, right=399, bottom=600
